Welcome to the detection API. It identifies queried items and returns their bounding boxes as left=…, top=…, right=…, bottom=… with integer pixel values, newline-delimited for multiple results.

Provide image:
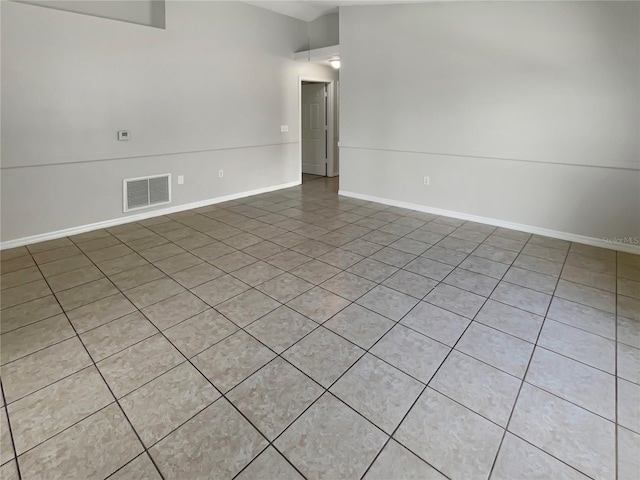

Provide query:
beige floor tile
left=150, top=399, right=267, bottom=479
left=317, top=248, right=364, bottom=270
left=618, top=378, right=640, bottom=434
left=56, top=278, right=119, bottom=311
left=138, top=244, right=185, bottom=263
left=192, top=331, right=275, bottom=393
left=170, top=262, right=224, bottom=288
left=513, top=252, right=563, bottom=276
left=110, top=264, right=166, bottom=291
left=1, top=280, right=51, bottom=310
left=475, top=299, right=543, bottom=343
left=141, top=291, right=209, bottom=330
left=618, top=295, right=640, bottom=321
left=538, top=320, right=615, bottom=373
left=331, top=354, right=424, bottom=434
left=321, top=272, right=376, bottom=301
left=618, top=277, right=640, bottom=300
left=618, top=343, right=640, bottom=384
left=382, top=270, right=437, bottom=299
left=164, top=309, right=238, bottom=358
left=510, top=384, right=615, bottom=480
left=32, top=245, right=82, bottom=265
left=153, top=252, right=203, bottom=275
left=1, top=246, right=29, bottom=261
left=458, top=255, right=510, bottom=279
left=347, top=258, right=398, bottom=283
left=526, top=347, right=615, bottom=420
left=1, top=407, right=13, bottom=465
left=430, top=350, right=521, bottom=427
left=76, top=235, right=121, bottom=253
left=120, top=362, right=219, bottom=447
left=0, top=460, right=19, bottom=480
left=555, top=279, right=615, bottom=314
left=504, top=265, right=557, bottom=294
left=455, top=322, right=533, bottom=378
left=191, top=274, right=249, bottom=306
left=287, top=287, right=351, bottom=323
left=47, top=265, right=104, bottom=293
left=228, top=358, right=323, bottom=440
left=38, top=254, right=93, bottom=278
left=363, top=440, right=446, bottom=480
left=230, top=261, right=285, bottom=287
left=1, top=314, right=74, bottom=365
left=400, top=302, right=469, bottom=347
left=371, top=324, right=449, bottom=384
left=256, top=273, right=314, bottom=303
left=124, top=277, right=185, bottom=309
left=18, top=403, right=142, bottom=479
left=0, top=337, right=93, bottom=404
left=97, top=334, right=184, bottom=398
left=490, top=282, right=551, bottom=316
left=236, top=446, right=303, bottom=480
left=356, top=285, right=419, bottom=321
left=215, top=289, right=281, bottom=327
left=81, top=312, right=158, bottom=361
left=323, top=304, right=395, bottom=349
left=109, top=453, right=161, bottom=480
left=86, top=244, right=134, bottom=264
left=546, top=297, right=615, bottom=340
left=404, top=257, right=454, bottom=282
left=370, top=247, right=416, bottom=268
left=275, top=393, right=387, bottom=480
left=618, top=426, right=640, bottom=480
left=8, top=366, right=112, bottom=454
left=0, top=295, right=62, bottom=334
left=1, top=256, right=36, bottom=275
left=444, top=268, right=499, bottom=297
left=492, top=433, right=590, bottom=480
left=66, top=293, right=136, bottom=333
left=97, top=253, right=149, bottom=276
left=395, top=388, right=503, bottom=480
left=425, top=284, right=486, bottom=319
left=247, top=306, right=317, bottom=354
left=561, top=264, right=616, bottom=293
left=1, top=266, right=43, bottom=291
left=283, top=327, right=364, bottom=387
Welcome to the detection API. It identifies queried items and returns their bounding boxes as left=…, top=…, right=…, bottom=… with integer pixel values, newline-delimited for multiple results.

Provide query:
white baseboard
left=1, top=180, right=301, bottom=250
left=339, top=190, right=640, bottom=255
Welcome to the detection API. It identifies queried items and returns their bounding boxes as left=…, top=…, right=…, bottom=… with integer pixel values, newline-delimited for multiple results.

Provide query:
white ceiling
left=245, top=0, right=432, bottom=22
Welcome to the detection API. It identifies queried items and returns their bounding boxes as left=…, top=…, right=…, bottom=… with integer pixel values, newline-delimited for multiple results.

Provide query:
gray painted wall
left=1, top=0, right=336, bottom=242
left=309, top=12, right=338, bottom=49
left=16, top=0, right=166, bottom=28
left=339, top=2, right=640, bottom=243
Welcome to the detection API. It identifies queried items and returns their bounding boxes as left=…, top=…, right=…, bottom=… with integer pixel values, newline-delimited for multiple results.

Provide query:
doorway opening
left=299, top=77, right=338, bottom=185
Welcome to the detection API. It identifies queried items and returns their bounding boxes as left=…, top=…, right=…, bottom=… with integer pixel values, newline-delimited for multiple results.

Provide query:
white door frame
left=299, top=76, right=336, bottom=178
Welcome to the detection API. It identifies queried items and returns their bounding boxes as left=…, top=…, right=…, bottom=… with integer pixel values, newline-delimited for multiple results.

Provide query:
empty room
left=1, top=0, right=639, bottom=479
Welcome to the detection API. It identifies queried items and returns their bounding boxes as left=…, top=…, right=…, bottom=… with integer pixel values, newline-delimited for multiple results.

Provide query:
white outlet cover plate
left=281, top=125, right=289, bottom=133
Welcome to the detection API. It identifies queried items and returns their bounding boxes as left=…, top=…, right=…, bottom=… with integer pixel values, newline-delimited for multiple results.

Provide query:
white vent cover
left=123, top=174, right=171, bottom=212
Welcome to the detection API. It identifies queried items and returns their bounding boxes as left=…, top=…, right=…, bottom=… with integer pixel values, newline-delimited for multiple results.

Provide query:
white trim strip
left=1, top=181, right=301, bottom=250
left=338, top=189, right=640, bottom=255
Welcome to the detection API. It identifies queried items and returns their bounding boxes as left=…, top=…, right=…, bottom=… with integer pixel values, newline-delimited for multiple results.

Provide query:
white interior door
left=302, top=83, right=327, bottom=176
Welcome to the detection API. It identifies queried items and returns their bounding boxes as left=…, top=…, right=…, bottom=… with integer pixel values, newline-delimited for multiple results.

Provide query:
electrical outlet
left=177, top=175, right=184, bottom=185
left=117, top=130, right=130, bottom=141
left=281, top=125, right=289, bottom=133
left=424, top=176, right=430, bottom=186
left=219, top=170, right=224, bottom=178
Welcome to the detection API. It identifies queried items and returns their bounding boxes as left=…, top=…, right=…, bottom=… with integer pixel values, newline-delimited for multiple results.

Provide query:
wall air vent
left=123, top=174, right=171, bottom=212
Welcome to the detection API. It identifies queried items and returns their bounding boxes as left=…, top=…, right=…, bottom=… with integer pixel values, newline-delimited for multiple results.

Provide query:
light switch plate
left=177, top=175, right=184, bottom=185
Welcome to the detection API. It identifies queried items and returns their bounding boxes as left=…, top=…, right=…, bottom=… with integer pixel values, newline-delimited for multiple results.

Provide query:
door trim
left=299, top=76, right=336, bottom=178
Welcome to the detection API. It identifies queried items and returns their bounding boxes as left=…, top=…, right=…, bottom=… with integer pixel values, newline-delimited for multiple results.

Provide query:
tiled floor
left=1, top=176, right=639, bottom=480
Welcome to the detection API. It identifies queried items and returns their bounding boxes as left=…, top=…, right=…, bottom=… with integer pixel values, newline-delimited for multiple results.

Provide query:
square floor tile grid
left=1, top=176, right=638, bottom=480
